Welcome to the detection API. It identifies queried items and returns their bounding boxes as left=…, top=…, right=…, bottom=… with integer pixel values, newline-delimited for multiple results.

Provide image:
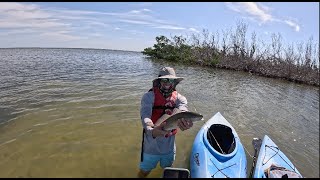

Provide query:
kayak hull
left=190, top=112, right=247, bottom=178
left=253, top=135, right=303, bottom=178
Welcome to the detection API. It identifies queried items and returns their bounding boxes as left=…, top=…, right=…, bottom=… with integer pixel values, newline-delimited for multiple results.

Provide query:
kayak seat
left=207, top=124, right=236, bottom=154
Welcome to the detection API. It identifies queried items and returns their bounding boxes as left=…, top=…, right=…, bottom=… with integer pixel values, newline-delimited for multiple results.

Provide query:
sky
left=0, top=2, right=319, bottom=52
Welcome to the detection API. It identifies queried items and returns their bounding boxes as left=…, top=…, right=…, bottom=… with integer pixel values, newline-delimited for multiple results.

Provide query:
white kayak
left=253, top=135, right=303, bottom=178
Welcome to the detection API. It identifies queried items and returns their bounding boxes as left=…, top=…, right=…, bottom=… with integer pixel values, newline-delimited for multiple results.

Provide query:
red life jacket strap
left=164, top=128, right=178, bottom=138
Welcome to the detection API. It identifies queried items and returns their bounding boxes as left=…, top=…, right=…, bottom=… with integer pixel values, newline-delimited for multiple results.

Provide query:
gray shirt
left=140, top=90, right=188, bottom=155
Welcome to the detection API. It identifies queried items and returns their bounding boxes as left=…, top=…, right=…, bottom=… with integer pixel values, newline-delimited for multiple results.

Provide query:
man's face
left=159, top=78, right=175, bottom=92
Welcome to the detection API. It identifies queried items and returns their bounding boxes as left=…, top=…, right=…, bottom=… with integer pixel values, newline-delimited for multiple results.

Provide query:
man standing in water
left=138, top=67, right=194, bottom=178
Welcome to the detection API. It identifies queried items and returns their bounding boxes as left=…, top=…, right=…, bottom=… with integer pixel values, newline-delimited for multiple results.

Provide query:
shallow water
left=0, top=48, right=318, bottom=177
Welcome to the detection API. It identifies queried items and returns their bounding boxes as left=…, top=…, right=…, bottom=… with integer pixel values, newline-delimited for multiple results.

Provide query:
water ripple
left=0, top=48, right=318, bottom=177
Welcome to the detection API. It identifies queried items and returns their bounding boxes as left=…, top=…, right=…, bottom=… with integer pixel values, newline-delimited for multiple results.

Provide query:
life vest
left=149, top=87, right=178, bottom=137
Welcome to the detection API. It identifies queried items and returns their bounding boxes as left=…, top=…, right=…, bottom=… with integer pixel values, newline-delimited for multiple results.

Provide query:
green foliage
left=210, top=53, right=220, bottom=66
left=142, top=32, right=319, bottom=86
left=142, top=35, right=193, bottom=63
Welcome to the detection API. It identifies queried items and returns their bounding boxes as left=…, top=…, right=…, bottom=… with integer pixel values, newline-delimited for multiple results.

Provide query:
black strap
left=140, top=128, right=145, bottom=162
left=153, top=106, right=175, bottom=110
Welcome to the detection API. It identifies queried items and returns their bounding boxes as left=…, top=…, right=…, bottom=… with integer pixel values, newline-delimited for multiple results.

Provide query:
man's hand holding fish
left=177, top=118, right=193, bottom=131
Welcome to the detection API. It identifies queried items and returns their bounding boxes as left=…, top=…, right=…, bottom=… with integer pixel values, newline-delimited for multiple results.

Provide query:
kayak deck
left=190, top=112, right=247, bottom=178
left=253, top=135, right=303, bottom=178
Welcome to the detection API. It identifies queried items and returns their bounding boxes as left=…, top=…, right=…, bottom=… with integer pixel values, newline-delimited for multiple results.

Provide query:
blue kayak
left=253, top=135, right=303, bottom=178
left=190, top=112, right=247, bottom=178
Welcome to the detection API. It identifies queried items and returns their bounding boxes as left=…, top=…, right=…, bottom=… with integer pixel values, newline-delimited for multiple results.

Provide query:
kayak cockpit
left=203, top=124, right=237, bottom=161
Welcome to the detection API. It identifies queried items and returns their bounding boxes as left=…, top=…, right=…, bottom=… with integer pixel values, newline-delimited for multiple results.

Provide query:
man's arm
left=140, top=92, right=154, bottom=132
left=176, top=93, right=188, bottom=112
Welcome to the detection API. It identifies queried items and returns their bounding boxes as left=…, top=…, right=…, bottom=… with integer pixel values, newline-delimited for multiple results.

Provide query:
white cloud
left=87, top=21, right=109, bottom=28
left=143, top=9, right=152, bottom=12
left=154, top=25, right=185, bottom=30
left=0, top=2, right=38, bottom=11
left=89, top=33, right=103, bottom=37
left=129, top=10, right=140, bottom=14
left=0, top=2, right=195, bottom=32
left=284, top=20, right=300, bottom=32
left=0, top=2, right=199, bottom=48
left=120, top=37, right=134, bottom=40
left=0, top=19, right=69, bottom=29
left=0, top=2, right=70, bottom=30
left=119, top=19, right=153, bottom=25
left=128, top=30, right=144, bottom=35
left=225, top=2, right=301, bottom=32
left=226, top=2, right=272, bottom=23
left=188, top=28, right=200, bottom=33
left=0, top=29, right=39, bottom=36
left=40, top=32, right=86, bottom=41
left=136, top=3, right=153, bottom=7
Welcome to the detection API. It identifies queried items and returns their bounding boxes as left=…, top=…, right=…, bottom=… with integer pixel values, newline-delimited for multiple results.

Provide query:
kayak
left=253, top=135, right=303, bottom=178
left=190, top=112, right=247, bottom=178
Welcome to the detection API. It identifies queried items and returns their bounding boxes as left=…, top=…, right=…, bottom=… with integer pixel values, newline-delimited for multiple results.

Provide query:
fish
left=154, top=108, right=204, bottom=131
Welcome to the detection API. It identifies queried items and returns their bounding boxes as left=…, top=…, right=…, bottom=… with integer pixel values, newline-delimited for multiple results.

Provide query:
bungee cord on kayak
left=262, top=145, right=297, bottom=172
left=252, top=135, right=303, bottom=178
left=208, top=129, right=225, bottom=154
left=243, top=143, right=255, bottom=158
left=209, top=158, right=237, bottom=178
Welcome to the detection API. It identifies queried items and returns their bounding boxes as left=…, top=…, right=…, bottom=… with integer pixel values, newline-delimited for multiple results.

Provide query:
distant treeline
left=142, top=21, right=319, bottom=87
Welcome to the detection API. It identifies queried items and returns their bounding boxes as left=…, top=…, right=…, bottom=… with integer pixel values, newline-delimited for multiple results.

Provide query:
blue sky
left=0, top=2, right=319, bottom=52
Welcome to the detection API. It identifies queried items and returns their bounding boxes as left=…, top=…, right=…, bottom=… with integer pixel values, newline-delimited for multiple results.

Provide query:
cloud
left=129, top=10, right=141, bottom=14
left=39, top=32, right=86, bottom=41
left=0, top=19, right=69, bottom=29
left=284, top=20, right=300, bottom=32
left=87, top=21, right=109, bottom=28
left=154, top=25, right=186, bottom=30
left=128, top=30, right=144, bottom=35
left=225, top=2, right=300, bottom=32
left=0, top=2, right=195, bottom=31
left=226, top=2, right=272, bottom=23
left=120, top=37, right=134, bottom=40
left=128, top=9, right=152, bottom=14
left=0, top=2, right=199, bottom=46
left=143, top=8, right=152, bottom=12
left=88, top=33, right=103, bottom=37
left=0, top=2, right=38, bottom=11
left=188, top=28, right=200, bottom=33
left=0, top=2, right=71, bottom=30
left=119, top=19, right=153, bottom=25
left=136, top=2, right=153, bottom=7
left=0, top=29, right=40, bottom=36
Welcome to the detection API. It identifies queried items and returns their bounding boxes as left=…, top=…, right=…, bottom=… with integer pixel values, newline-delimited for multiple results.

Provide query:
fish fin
left=154, top=113, right=171, bottom=126
left=172, top=108, right=182, bottom=115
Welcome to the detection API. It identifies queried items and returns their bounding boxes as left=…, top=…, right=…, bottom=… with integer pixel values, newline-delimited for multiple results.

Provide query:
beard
left=159, top=84, right=174, bottom=97
left=160, top=84, right=173, bottom=92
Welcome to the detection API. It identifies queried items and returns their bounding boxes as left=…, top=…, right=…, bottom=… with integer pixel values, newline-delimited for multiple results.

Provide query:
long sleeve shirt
left=140, top=90, right=188, bottom=155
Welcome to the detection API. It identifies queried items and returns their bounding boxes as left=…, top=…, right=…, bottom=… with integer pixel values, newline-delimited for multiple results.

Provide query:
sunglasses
left=160, top=78, right=175, bottom=83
